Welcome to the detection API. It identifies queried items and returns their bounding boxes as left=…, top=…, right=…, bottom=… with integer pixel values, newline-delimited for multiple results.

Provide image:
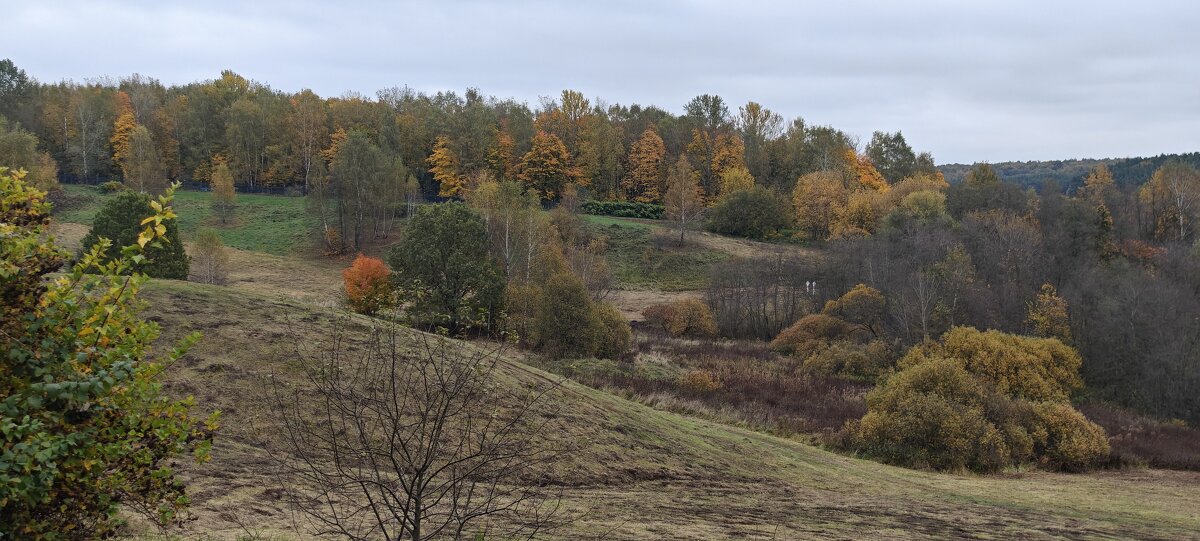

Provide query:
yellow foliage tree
left=856, top=327, right=1108, bottom=472
left=791, top=170, right=847, bottom=240
left=210, top=156, right=236, bottom=225
left=717, top=166, right=754, bottom=201
left=711, top=133, right=746, bottom=181
left=428, top=135, right=465, bottom=198
left=621, top=127, right=665, bottom=202
left=518, top=130, right=577, bottom=201
left=486, top=126, right=517, bottom=181
left=899, top=326, right=1082, bottom=402
left=1026, top=283, right=1071, bottom=343
left=831, top=190, right=888, bottom=238
left=843, top=149, right=889, bottom=192
left=664, top=155, right=703, bottom=244
left=1079, top=164, right=1115, bottom=205
left=110, top=91, right=137, bottom=176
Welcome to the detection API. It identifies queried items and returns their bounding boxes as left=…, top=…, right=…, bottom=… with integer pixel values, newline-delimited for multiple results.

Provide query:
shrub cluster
left=98, top=180, right=125, bottom=193
left=852, top=327, right=1109, bottom=472
left=343, top=254, right=393, bottom=315
left=770, top=284, right=893, bottom=382
left=581, top=199, right=665, bottom=219
left=705, top=186, right=793, bottom=240
left=506, top=249, right=630, bottom=359
left=641, top=298, right=718, bottom=338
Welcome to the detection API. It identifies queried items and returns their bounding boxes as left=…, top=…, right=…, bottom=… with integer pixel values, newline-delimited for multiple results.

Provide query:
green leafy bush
left=79, top=190, right=189, bottom=279
left=581, top=200, right=665, bottom=219
left=507, top=248, right=630, bottom=359
left=705, top=186, right=793, bottom=239
left=1, top=170, right=216, bottom=538
left=388, top=202, right=504, bottom=332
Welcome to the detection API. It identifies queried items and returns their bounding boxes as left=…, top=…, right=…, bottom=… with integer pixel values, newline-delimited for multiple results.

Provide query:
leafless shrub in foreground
left=272, top=319, right=562, bottom=541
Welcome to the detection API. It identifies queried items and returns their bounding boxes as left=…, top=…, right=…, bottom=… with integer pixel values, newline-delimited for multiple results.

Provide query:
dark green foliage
left=79, top=191, right=189, bottom=279
left=945, top=164, right=1028, bottom=219
left=388, top=202, right=504, bottom=332
left=864, top=130, right=917, bottom=184
left=534, top=272, right=603, bottom=358
left=705, top=186, right=792, bottom=239
left=581, top=199, right=664, bottom=219
left=938, top=152, right=1200, bottom=191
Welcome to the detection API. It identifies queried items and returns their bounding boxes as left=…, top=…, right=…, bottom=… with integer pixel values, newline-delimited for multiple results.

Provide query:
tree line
left=0, top=59, right=936, bottom=232
left=939, top=152, right=1200, bottom=191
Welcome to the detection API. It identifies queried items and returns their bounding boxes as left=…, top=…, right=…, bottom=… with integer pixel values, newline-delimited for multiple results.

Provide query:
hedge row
left=581, top=200, right=664, bottom=219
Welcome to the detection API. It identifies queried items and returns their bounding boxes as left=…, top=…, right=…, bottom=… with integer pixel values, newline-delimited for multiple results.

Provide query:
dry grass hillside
left=130, top=279, right=1200, bottom=540
left=50, top=197, right=1200, bottom=540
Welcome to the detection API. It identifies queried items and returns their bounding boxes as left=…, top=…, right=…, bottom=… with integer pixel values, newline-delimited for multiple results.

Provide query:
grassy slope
left=139, top=278, right=1200, bottom=540
left=582, top=215, right=728, bottom=291
left=55, top=185, right=315, bottom=255
left=54, top=192, right=1194, bottom=539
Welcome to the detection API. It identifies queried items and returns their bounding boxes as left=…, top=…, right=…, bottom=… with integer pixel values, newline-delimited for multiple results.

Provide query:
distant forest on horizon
left=940, top=152, right=1200, bottom=191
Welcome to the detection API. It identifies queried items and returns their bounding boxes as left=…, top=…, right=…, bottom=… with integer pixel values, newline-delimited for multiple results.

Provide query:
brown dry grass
left=128, top=279, right=1200, bottom=540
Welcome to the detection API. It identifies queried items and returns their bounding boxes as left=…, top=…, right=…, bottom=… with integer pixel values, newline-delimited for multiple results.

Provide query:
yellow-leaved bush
left=853, top=326, right=1108, bottom=472
left=642, top=298, right=717, bottom=339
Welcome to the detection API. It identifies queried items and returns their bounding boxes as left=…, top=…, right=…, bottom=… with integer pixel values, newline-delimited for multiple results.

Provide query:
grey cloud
left=5, top=0, right=1199, bottom=162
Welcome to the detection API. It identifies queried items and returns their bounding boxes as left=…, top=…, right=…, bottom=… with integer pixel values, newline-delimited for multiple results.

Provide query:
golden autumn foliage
left=831, top=189, right=888, bottom=238
left=1026, top=283, right=1072, bottom=343
left=887, top=173, right=949, bottom=204
left=342, top=254, right=393, bottom=315
left=822, top=284, right=886, bottom=333
left=622, top=127, right=665, bottom=203
left=642, top=298, right=717, bottom=338
left=1079, top=164, right=1116, bottom=205
left=711, top=133, right=746, bottom=181
left=678, top=369, right=722, bottom=394
left=855, top=327, right=1108, bottom=472
left=663, top=155, right=704, bottom=243
left=843, top=148, right=889, bottom=192
left=486, top=125, right=517, bottom=181
left=770, top=313, right=856, bottom=357
left=1139, top=161, right=1200, bottom=241
left=428, top=135, right=465, bottom=198
left=519, top=130, right=578, bottom=201
left=898, top=327, right=1082, bottom=403
left=791, top=170, right=846, bottom=240
left=717, top=166, right=754, bottom=200
left=109, top=91, right=137, bottom=174
left=210, top=156, right=236, bottom=225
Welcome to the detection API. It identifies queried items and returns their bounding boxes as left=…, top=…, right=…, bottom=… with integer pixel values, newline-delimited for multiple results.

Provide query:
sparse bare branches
left=272, top=320, right=562, bottom=541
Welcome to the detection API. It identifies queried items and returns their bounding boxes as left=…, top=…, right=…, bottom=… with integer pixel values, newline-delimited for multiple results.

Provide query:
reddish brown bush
left=1081, top=403, right=1200, bottom=471
left=769, top=314, right=855, bottom=356
left=343, top=254, right=393, bottom=315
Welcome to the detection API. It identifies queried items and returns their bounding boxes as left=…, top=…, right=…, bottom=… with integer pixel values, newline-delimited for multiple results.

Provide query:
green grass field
left=583, top=214, right=728, bottom=291
left=54, top=184, right=316, bottom=255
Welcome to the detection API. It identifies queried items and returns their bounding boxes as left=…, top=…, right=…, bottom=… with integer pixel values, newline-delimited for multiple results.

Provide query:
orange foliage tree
left=343, top=254, right=393, bottom=315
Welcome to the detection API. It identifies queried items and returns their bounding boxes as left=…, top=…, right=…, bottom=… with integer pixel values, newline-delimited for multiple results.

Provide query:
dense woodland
left=0, top=60, right=936, bottom=244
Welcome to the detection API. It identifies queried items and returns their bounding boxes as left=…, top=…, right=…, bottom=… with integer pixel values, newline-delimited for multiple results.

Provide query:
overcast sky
left=5, top=0, right=1198, bottom=164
